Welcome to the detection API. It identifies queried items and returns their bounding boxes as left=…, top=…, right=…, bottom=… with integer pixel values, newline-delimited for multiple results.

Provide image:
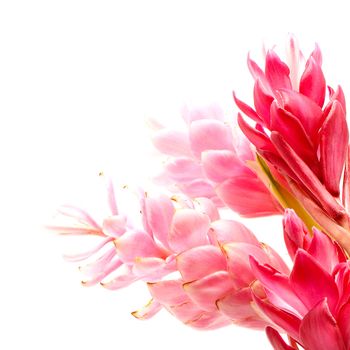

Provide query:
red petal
left=320, top=101, right=349, bottom=196
left=252, top=294, right=301, bottom=341
left=250, top=257, right=307, bottom=316
left=300, top=56, right=326, bottom=107
left=300, top=299, right=346, bottom=350
left=254, top=79, right=274, bottom=125
left=233, top=91, right=263, bottom=123
left=276, top=89, right=323, bottom=145
left=290, top=250, right=339, bottom=313
left=271, top=132, right=346, bottom=221
left=266, top=326, right=296, bottom=350
left=265, top=50, right=292, bottom=90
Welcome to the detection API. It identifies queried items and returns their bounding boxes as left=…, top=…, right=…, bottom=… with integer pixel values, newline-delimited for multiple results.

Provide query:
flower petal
left=176, top=245, right=226, bottom=281
left=216, top=176, right=281, bottom=217
left=201, top=149, right=252, bottom=183
left=299, top=56, right=326, bottom=107
left=266, top=327, right=296, bottom=350
left=168, top=209, right=210, bottom=253
left=300, top=299, right=346, bottom=350
left=115, top=230, right=165, bottom=263
left=265, top=50, right=292, bottom=90
left=189, top=119, right=234, bottom=157
left=209, top=219, right=260, bottom=246
left=184, top=271, right=234, bottom=311
left=152, top=129, right=191, bottom=157
left=290, top=250, right=339, bottom=313
left=320, top=101, right=348, bottom=196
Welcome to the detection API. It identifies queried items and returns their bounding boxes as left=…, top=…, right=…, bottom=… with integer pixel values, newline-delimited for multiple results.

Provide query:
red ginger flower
left=251, top=210, right=350, bottom=349
left=234, top=37, right=350, bottom=243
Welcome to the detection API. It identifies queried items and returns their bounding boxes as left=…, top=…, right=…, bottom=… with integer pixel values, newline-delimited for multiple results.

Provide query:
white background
left=1, top=1, right=350, bottom=349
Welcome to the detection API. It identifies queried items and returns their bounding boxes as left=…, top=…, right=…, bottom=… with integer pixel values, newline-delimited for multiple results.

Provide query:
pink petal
left=131, top=299, right=162, bottom=320
left=261, top=244, right=290, bottom=275
left=308, top=228, right=343, bottom=273
left=148, top=280, right=188, bottom=306
left=177, top=179, right=217, bottom=199
left=237, top=113, right=275, bottom=152
left=310, top=43, right=322, bottom=66
left=176, top=245, right=226, bottom=281
left=342, top=145, right=350, bottom=211
left=82, top=258, right=123, bottom=287
left=337, top=302, right=350, bottom=350
left=233, top=91, right=263, bottom=123
left=186, top=312, right=230, bottom=330
left=152, top=129, right=191, bottom=157
left=300, top=299, right=346, bottom=350
left=320, top=101, right=348, bottom=196
left=144, top=195, right=175, bottom=250
left=101, top=268, right=139, bottom=290
left=208, top=219, right=260, bottom=246
left=217, top=287, right=267, bottom=329
left=184, top=271, right=234, bottom=311
left=290, top=250, right=339, bottom=313
left=193, top=197, right=220, bottom=222
left=265, top=50, right=292, bottom=90
left=223, top=242, right=270, bottom=288
left=201, top=149, right=252, bottom=183
left=286, top=34, right=303, bottom=90
left=102, top=215, right=127, bottom=238
left=57, top=205, right=101, bottom=229
left=266, top=327, right=296, bottom=350
left=63, top=237, right=114, bottom=262
left=252, top=294, right=301, bottom=342
left=299, top=56, right=326, bottom=107
left=254, top=79, right=274, bottom=125
left=250, top=257, right=307, bottom=316
left=168, top=209, right=210, bottom=253
left=162, top=157, right=203, bottom=182
left=132, top=257, right=167, bottom=277
left=182, top=104, right=224, bottom=125
left=283, top=208, right=310, bottom=259
left=270, top=102, right=317, bottom=171
left=189, top=119, right=234, bottom=157
left=275, top=89, right=323, bottom=145
left=216, top=176, right=281, bottom=217
left=115, top=230, right=165, bottom=263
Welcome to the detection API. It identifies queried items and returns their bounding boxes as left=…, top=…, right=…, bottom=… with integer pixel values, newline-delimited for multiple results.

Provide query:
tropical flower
left=234, top=36, right=350, bottom=253
left=251, top=210, right=349, bottom=350
left=151, top=104, right=282, bottom=217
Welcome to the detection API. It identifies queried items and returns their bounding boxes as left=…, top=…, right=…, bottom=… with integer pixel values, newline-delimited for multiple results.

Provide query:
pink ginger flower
left=49, top=178, right=289, bottom=330
left=151, top=104, right=282, bottom=217
left=250, top=210, right=350, bottom=349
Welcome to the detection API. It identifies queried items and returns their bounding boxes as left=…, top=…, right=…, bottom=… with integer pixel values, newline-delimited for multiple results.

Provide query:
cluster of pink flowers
left=49, top=36, right=350, bottom=349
